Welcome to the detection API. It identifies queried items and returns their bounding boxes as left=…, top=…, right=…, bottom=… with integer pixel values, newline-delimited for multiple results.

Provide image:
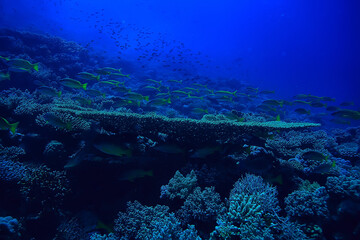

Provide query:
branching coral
left=177, top=186, right=225, bottom=222
left=266, top=130, right=335, bottom=158
left=285, top=186, right=329, bottom=219
left=114, top=201, right=200, bottom=240
left=211, top=174, right=280, bottom=240
left=326, top=174, right=360, bottom=200
left=160, top=170, right=198, bottom=200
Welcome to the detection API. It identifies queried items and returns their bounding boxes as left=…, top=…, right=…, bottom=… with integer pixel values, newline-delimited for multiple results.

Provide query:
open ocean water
left=0, top=0, right=359, bottom=239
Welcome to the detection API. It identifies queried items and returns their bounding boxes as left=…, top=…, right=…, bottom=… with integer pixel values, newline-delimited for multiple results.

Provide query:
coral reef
left=177, top=186, right=225, bottom=222
left=114, top=201, right=200, bottom=240
left=0, top=216, right=21, bottom=240
left=160, top=170, right=198, bottom=200
left=285, top=186, right=329, bottom=219
left=266, top=130, right=335, bottom=158
left=211, top=174, right=280, bottom=240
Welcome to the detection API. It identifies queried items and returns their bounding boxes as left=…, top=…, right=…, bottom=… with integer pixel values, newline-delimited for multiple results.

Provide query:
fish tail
left=233, top=90, right=237, bottom=96
left=96, top=75, right=100, bottom=81
left=126, top=74, right=130, bottom=79
left=58, top=91, right=62, bottom=97
left=167, top=98, right=171, bottom=104
left=65, top=122, right=72, bottom=130
left=9, top=121, right=19, bottom=134
left=33, top=63, right=39, bottom=72
left=0, top=56, right=9, bottom=61
left=144, top=96, right=149, bottom=101
left=83, top=83, right=88, bottom=90
left=147, top=170, right=154, bottom=177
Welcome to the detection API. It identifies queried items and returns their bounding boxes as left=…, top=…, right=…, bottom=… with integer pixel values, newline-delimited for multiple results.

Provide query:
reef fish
left=93, top=142, right=132, bottom=157
left=125, top=92, right=149, bottom=101
left=118, top=169, right=153, bottom=182
left=190, top=146, right=221, bottom=158
left=37, top=86, right=61, bottom=97
left=0, top=116, right=19, bottom=134
left=295, top=108, right=310, bottom=115
left=77, top=72, right=100, bottom=81
left=6, top=58, right=39, bottom=72
left=61, top=78, right=87, bottom=90
left=148, top=98, right=171, bottom=106
left=43, top=113, right=72, bottom=130
left=0, top=72, right=10, bottom=81
left=302, top=151, right=328, bottom=161
left=154, top=144, right=185, bottom=154
left=332, top=109, right=360, bottom=120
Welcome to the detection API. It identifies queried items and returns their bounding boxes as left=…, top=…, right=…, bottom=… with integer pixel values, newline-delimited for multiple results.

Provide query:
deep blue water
left=0, top=1, right=360, bottom=240
left=1, top=0, right=359, bottom=102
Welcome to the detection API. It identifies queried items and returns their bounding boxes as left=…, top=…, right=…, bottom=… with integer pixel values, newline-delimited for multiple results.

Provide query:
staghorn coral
left=230, top=174, right=280, bottom=214
left=270, top=216, right=308, bottom=240
left=160, top=170, right=198, bottom=200
left=211, top=174, right=280, bottom=240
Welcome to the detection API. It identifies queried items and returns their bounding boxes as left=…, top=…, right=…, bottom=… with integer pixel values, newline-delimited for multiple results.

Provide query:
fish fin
left=0, top=56, right=9, bottom=61
left=331, top=161, right=336, bottom=168
left=65, top=122, right=72, bottom=130
left=33, top=63, right=39, bottom=72
left=4, top=72, right=10, bottom=80
left=9, top=121, right=19, bottom=134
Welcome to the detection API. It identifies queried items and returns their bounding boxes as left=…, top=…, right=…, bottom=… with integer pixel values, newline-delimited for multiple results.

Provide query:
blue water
left=1, top=0, right=359, bottom=102
left=0, top=1, right=360, bottom=240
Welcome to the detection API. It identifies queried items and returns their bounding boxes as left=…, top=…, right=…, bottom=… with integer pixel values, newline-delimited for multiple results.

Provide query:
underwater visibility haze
left=0, top=0, right=359, bottom=239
